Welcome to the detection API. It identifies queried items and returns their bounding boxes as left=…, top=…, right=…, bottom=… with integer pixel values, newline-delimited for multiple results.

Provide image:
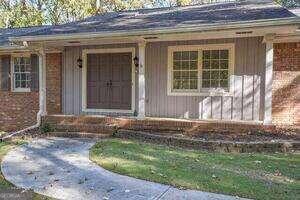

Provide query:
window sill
left=167, top=91, right=233, bottom=97
left=12, top=88, right=31, bottom=93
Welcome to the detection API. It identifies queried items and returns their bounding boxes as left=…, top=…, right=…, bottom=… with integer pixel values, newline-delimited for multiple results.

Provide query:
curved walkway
left=1, top=138, right=245, bottom=200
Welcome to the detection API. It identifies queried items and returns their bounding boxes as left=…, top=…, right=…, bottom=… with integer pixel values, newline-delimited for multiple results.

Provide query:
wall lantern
left=133, top=56, right=139, bottom=67
left=77, top=58, right=83, bottom=68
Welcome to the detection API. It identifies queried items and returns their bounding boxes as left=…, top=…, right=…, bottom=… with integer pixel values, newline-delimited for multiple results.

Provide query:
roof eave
left=8, top=17, right=300, bottom=43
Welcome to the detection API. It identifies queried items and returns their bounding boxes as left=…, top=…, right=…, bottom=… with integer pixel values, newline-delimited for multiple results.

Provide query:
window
left=202, top=49, right=229, bottom=89
left=168, top=44, right=234, bottom=96
left=172, top=51, right=198, bottom=91
left=12, top=56, right=31, bottom=92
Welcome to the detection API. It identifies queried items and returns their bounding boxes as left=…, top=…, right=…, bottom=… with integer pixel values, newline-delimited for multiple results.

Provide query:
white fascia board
left=8, top=17, right=300, bottom=42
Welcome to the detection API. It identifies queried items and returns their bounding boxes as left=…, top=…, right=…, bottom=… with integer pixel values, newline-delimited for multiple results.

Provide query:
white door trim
left=81, top=47, right=136, bottom=114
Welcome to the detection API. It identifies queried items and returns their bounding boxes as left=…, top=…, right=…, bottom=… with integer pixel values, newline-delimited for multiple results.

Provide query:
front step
left=52, top=124, right=117, bottom=134
left=46, top=132, right=112, bottom=139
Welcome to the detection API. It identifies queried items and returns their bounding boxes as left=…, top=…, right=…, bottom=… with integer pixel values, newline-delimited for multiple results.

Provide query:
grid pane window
left=172, top=51, right=198, bottom=90
left=13, top=57, right=31, bottom=90
left=202, top=49, right=229, bottom=89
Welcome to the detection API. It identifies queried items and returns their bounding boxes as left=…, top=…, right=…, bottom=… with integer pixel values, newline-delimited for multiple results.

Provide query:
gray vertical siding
left=62, top=37, right=265, bottom=122
left=145, top=37, right=265, bottom=121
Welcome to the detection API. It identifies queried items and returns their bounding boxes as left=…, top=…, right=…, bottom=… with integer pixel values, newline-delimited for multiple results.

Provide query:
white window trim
left=81, top=47, right=136, bottom=114
left=167, top=43, right=235, bottom=96
left=11, top=54, right=31, bottom=93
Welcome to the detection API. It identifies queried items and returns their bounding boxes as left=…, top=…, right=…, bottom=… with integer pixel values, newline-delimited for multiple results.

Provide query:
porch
left=44, top=36, right=276, bottom=124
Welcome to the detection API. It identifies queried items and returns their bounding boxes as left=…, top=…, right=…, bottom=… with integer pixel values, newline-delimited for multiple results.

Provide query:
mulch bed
left=142, top=129, right=300, bottom=143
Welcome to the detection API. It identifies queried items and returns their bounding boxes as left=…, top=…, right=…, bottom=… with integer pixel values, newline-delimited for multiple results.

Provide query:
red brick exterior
left=46, top=53, right=62, bottom=115
left=0, top=92, right=39, bottom=132
left=0, top=53, right=62, bottom=132
left=273, top=42, right=300, bottom=127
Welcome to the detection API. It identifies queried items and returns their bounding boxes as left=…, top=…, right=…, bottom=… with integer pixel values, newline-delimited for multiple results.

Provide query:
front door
left=87, top=52, right=132, bottom=111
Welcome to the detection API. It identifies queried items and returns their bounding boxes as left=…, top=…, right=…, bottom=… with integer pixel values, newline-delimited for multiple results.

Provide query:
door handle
left=109, top=80, right=112, bottom=87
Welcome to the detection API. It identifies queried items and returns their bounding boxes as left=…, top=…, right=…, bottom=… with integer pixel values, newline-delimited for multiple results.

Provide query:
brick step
left=50, top=124, right=117, bottom=134
left=43, top=115, right=120, bottom=125
left=46, top=132, right=112, bottom=139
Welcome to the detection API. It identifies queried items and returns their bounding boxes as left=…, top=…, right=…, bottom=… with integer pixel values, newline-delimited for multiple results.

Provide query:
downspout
left=1, top=49, right=46, bottom=141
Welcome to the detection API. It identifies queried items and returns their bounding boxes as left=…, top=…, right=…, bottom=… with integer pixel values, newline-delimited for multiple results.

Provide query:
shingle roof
left=0, top=0, right=298, bottom=46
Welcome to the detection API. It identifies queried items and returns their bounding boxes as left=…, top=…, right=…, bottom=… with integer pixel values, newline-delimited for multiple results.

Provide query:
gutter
left=9, top=17, right=300, bottom=42
left=1, top=51, right=46, bottom=142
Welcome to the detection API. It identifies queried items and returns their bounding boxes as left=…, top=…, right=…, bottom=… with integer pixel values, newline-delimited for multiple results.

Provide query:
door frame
left=81, top=47, right=136, bottom=114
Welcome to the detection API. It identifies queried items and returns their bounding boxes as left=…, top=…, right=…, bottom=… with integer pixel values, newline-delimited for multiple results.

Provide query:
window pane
left=181, top=61, right=189, bottom=70
left=220, top=50, right=229, bottom=59
left=182, top=71, right=189, bottom=79
left=211, top=60, right=219, bottom=69
left=26, top=74, right=30, bottom=82
left=211, top=50, right=219, bottom=59
left=182, top=79, right=189, bottom=89
left=21, top=73, right=27, bottom=80
left=220, top=79, right=228, bottom=88
left=20, top=65, right=26, bottom=72
left=220, top=60, right=228, bottom=69
left=202, top=71, right=210, bottom=79
left=15, top=73, right=21, bottom=81
left=190, top=71, right=197, bottom=79
left=190, top=61, right=197, bottom=70
left=24, top=57, right=30, bottom=65
left=211, top=71, right=220, bottom=79
left=174, top=71, right=181, bottom=79
left=211, top=80, right=219, bottom=88
left=21, top=81, right=27, bottom=88
left=173, top=61, right=181, bottom=70
left=173, top=52, right=181, bottom=60
left=202, top=80, right=210, bottom=88
left=173, top=79, right=180, bottom=89
left=203, top=60, right=210, bottom=69
left=203, top=51, right=210, bottom=59
left=220, top=70, right=228, bottom=79
left=182, top=51, right=189, bottom=60
left=15, top=80, right=21, bottom=88
left=14, top=64, right=19, bottom=72
left=190, top=79, right=197, bottom=89
left=190, top=51, right=198, bottom=60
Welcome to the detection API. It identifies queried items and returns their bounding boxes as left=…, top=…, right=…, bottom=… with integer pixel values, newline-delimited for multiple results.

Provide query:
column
left=138, top=41, right=146, bottom=118
left=38, top=49, right=47, bottom=116
left=264, top=42, right=273, bottom=125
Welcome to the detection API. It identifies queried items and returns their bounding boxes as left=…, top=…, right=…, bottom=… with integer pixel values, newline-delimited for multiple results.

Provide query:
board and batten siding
left=145, top=37, right=265, bottom=121
left=62, top=37, right=265, bottom=122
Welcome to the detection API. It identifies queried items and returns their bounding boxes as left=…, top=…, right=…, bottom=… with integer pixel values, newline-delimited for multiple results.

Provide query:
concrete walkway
left=1, top=138, right=245, bottom=200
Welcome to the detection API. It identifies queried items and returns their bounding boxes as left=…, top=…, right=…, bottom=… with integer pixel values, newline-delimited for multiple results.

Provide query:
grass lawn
left=0, top=141, right=54, bottom=200
left=90, top=139, right=300, bottom=200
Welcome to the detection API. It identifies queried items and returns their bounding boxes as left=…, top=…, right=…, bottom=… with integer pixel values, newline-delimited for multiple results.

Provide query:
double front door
left=87, top=52, right=132, bottom=110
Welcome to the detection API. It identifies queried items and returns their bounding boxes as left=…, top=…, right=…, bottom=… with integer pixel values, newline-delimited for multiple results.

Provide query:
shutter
left=0, top=55, right=11, bottom=91
left=30, top=54, right=39, bottom=91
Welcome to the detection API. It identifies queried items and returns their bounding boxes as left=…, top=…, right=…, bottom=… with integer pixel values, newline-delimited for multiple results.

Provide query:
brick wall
left=0, top=92, right=39, bottom=132
left=273, top=42, right=300, bottom=126
left=46, top=53, right=62, bottom=115
left=0, top=53, right=62, bottom=132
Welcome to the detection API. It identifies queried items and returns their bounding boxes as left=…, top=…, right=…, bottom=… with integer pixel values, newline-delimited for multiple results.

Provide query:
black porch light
left=133, top=56, right=139, bottom=67
left=77, top=58, right=83, bottom=68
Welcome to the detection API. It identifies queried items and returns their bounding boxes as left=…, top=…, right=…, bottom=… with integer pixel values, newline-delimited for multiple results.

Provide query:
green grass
left=0, top=141, right=54, bottom=200
left=90, top=139, right=300, bottom=200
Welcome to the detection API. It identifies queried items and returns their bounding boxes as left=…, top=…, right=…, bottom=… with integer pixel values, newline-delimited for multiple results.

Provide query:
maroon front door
left=87, top=52, right=132, bottom=110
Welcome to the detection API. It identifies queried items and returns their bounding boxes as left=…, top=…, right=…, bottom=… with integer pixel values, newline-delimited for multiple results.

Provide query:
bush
left=40, top=123, right=53, bottom=133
